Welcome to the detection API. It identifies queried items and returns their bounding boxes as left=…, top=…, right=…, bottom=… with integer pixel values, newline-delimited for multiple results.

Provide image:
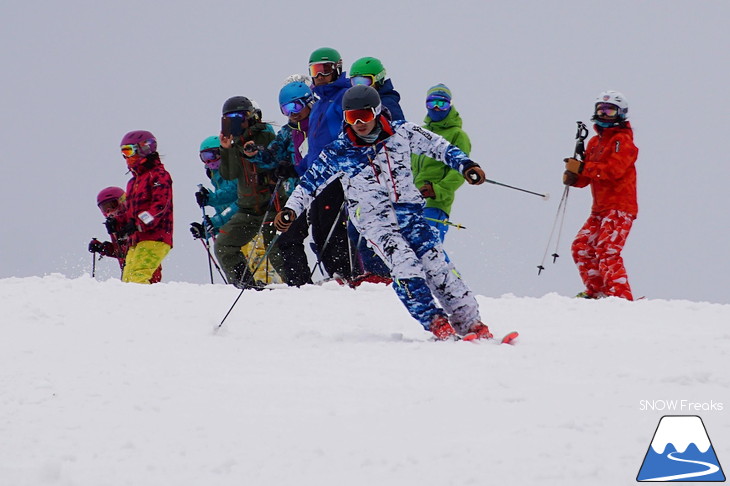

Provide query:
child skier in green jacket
left=411, top=84, right=471, bottom=243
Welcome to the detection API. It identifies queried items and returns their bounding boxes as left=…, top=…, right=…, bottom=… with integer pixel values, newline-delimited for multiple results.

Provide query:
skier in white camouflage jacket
left=274, top=85, right=493, bottom=341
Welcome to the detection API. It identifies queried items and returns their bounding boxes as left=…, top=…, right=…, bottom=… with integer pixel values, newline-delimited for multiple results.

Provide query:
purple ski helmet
left=96, top=186, right=126, bottom=216
left=120, top=130, right=157, bottom=157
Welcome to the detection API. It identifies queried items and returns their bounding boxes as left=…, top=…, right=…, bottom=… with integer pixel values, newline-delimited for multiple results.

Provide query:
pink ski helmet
left=96, top=186, right=126, bottom=216
left=120, top=130, right=157, bottom=157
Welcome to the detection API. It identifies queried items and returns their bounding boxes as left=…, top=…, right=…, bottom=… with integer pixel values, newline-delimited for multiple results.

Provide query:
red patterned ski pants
left=571, top=210, right=635, bottom=300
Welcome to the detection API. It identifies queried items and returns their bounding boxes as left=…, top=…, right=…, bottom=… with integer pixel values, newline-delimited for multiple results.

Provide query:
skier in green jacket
left=411, top=83, right=471, bottom=243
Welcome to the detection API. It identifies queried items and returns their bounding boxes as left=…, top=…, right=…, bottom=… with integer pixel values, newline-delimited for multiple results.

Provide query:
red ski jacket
left=574, top=122, right=638, bottom=217
left=125, top=155, right=174, bottom=247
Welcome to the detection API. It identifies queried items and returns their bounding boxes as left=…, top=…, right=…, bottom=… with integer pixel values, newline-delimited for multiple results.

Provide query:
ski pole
left=92, top=252, right=96, bottom=278
left=198, top=238, right=228, bottom=284
left=217, top=232, right=282, bottom=330
left=197, top=185, right=216, bottom=284
left=485, top=179, right=549, bottom=200
left=424, top=217, right=467, bottom=230
left=310, top=200, right=348, bottom=280
left=537, top=121, right=588, bottom=275
left=239, top=177, right=285, bottom=286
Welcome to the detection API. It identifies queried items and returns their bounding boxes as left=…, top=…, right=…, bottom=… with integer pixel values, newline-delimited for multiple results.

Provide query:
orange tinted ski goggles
left=309, top=62, right=335, bottom=78
left=344, top=108, right=378, bottom=125
left=120, top=144, right=139, bottom=158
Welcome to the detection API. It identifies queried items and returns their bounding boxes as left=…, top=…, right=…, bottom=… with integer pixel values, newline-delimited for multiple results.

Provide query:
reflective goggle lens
left=351, top=75, right=375, bottom=87
left=120, top=144, right=138, bottom=158
left=225, top=111, right=248, bottom=118
left=200, top=148, right=221, bottom=163
left=281, top=100, right=306, bottom=116
left=344, top=108, right=376, bottom=125
left=595, top=103, right=619, bottom=117
left=98, top=199, right=120, bottom=215
left=309, top=62, right=334, bottom=78
left=426, top=98, right=451, bottom=111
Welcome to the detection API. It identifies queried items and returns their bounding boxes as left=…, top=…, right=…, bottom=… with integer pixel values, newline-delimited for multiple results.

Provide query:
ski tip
left=500, top=331, right=519, bottom=345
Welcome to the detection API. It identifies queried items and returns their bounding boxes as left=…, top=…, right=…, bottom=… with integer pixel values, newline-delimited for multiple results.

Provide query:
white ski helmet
left=594, top=90, right=629, bottom=120
left=284, top=73, right=312, bottom=86
left=250, top=98, right=263, bottom=121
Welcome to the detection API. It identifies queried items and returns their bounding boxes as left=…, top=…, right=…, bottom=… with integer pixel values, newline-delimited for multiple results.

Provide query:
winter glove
left=419, top=182, right=436, bottom=199
left=463, top=163, right=486, bottom=185
left=88, top=238, right=105, bottom=253
left=195, top=187, right=209, bottom=207
left=203, top=215, right=215, bottom=234
left=190, top=222, right=205, bottom=239
left=274, top=208, right=296, bottom=232
left=564, top=157, right=584, bottom=174
left=104, top=216, right=118, bottom=235
left=190, top=217, right=215, bottom=239
left=88, top=239, right=115, bottom=256
left=563, top=170, right=579, bottom=186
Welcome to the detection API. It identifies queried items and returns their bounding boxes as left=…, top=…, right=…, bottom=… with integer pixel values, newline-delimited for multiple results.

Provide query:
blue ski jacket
left=304, top=72, right=350, bottom=172
left=378, top=78, right=405, bottom=122
left=205, top=170, right=239, bottom=229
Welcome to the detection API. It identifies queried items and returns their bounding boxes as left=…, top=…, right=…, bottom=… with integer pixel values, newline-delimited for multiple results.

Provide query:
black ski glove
left=190, top=222, right=205, bottom=239
left=195, top=187, right=209, bottom=207
left=88, top=238, right=105, bottom=253
left=104, top=216, right=118, bottom=235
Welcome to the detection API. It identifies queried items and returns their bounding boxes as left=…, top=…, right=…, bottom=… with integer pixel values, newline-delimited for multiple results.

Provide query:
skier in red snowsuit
left=563, top=90, right=638, bottom=300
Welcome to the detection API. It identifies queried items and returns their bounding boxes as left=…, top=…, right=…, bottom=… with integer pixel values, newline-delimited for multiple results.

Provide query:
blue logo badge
left=637, top=415, right=725, bottom=482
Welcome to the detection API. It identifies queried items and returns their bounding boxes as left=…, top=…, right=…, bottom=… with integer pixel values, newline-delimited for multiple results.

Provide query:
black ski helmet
left=342, top=85, right=381, bottom=112
left=222, top=96, right=254, bottom=116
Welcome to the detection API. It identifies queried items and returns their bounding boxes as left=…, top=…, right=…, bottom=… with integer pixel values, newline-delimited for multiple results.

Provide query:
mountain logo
left=637, top=415, right=725, bottom=482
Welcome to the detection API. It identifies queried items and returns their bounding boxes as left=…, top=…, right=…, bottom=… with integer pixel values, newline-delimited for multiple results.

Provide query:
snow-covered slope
left=2, top=275, right=728, bottom=485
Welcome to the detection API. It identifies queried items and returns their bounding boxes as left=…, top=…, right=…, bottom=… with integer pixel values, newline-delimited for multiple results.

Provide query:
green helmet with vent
left=350, top=57, right=387, bottom=87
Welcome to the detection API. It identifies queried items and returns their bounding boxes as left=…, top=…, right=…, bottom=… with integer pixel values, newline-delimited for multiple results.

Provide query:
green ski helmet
left=199, top=135, right=221, bottom=152
left=350, top=57, right=387, bottom=88
left=308, top=47, right=343, bottom=78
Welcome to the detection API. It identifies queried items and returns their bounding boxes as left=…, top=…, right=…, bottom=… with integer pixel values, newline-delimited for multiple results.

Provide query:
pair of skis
left=447, top=331, right=520, bottom=345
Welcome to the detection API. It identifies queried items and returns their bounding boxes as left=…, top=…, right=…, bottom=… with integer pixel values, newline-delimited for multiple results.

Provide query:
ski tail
left=500, top=331, right=519, bottom=345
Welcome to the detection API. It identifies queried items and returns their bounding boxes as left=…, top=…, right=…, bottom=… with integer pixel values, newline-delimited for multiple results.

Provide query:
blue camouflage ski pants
left=359, top=203, right=480, bottom=333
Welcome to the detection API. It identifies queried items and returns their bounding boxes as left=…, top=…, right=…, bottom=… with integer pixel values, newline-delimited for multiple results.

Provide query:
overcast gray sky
left=1, top=0, right=728, bottom=304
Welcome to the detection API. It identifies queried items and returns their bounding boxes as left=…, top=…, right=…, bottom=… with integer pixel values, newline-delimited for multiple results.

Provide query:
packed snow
left=2, top=274, right=728, bottom=485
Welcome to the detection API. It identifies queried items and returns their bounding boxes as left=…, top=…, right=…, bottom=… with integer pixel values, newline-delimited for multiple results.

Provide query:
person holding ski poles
left=298, top=47, right=358, bottom=284
left=89, top=187, right=128, bottom=272
left=190, top=136, right=239, bottom=239
left=118, top=130, right=173, bottom=284
left=241, top=80, right=314, bottom=286
left=215, top=95, right=287, bottom=288
left=346, top=56, right=407, bottom=284
left=412, top=83, right=471, bottom=244
left=563, top=90, right=638, bottom=300
left=274, top=85, right=493, bottom=341
left=88, top=186, right=164, bottom=282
